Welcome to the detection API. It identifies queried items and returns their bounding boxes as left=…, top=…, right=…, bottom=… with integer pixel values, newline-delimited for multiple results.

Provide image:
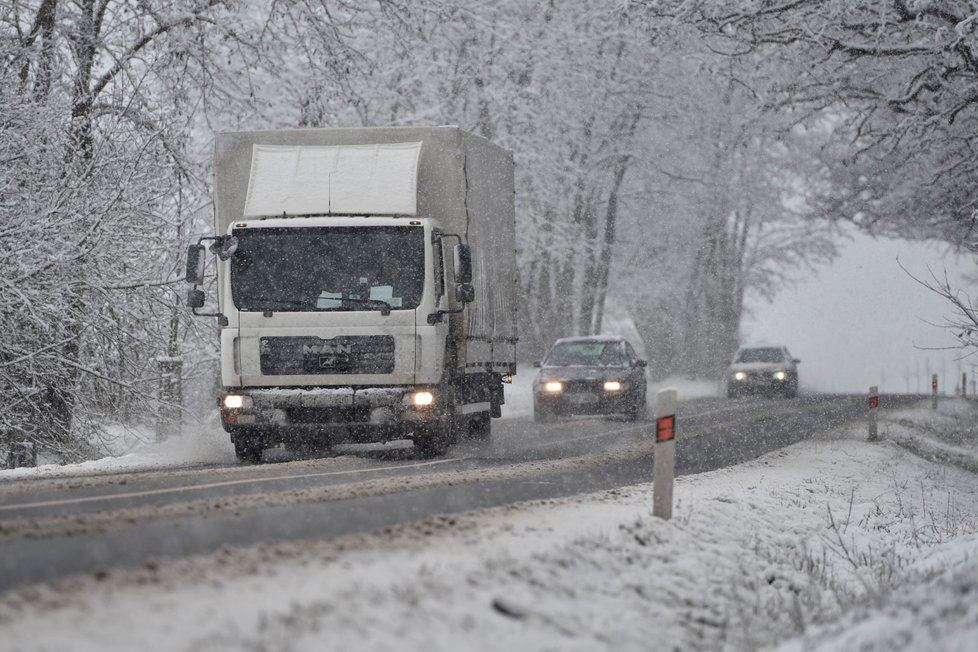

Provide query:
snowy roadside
left=0, top=419, right=237, bottom=481
left=1, top=400, right=976, bottom=651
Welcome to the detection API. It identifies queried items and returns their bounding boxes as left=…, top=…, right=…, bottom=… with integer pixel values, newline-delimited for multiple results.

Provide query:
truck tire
left=233, top=438, right=264, bottom=464
left=414, top=421, right=453, bottom=458
left=467, top=413, right=491, bottom=444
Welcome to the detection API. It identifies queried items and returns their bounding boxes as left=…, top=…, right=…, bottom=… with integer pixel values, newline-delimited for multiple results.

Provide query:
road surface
left=0, top=393, right=917, bottom=592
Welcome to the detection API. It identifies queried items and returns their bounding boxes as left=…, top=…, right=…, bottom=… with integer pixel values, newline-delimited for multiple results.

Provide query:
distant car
left=533, top=336, right=648, bottom=422
left=727, top=345, right=799, bottom=398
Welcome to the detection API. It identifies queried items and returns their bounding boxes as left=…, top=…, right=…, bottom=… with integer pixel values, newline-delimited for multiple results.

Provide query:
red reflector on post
left=869, top=395, right=879, bottom=409
left=656, top=415, right=675, bottom=442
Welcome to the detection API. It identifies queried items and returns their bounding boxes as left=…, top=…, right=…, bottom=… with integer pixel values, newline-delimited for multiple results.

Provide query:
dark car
left=533, top=336, right=648, bottom=422
left=727, top=345, right=800, bottom=398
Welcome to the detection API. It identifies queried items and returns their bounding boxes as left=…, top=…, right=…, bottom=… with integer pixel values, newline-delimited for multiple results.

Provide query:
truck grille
left=259, top=336, right=395, bottom=375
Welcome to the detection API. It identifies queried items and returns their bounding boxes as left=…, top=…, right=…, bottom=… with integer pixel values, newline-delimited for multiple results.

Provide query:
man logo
left=319, top=353, right=351, bottom=371
left=301, top=342, right=354, bottom=356
left=309, top=341, right=355, bottom=372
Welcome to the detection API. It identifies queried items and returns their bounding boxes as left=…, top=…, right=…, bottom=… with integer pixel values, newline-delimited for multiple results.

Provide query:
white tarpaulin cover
left=243, top=142, right=423, bottom=217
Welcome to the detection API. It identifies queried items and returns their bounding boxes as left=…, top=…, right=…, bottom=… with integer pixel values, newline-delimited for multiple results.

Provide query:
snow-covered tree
left=0, top=1, right=256, bottom=458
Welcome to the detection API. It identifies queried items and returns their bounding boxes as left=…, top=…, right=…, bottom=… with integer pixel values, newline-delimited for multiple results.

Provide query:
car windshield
left=545, top=341, right=625, bottom=367
left=736, top=348, right=785, bottom=363
left=230, top=226, right=425, bottom=312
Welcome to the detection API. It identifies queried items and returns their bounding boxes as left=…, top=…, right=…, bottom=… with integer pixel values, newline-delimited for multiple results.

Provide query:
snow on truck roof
left=214, top=127, right=513, bottom=238
left=243, top=142, right=423, bottom=218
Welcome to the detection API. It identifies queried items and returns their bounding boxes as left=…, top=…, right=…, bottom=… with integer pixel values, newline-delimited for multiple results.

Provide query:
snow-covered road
left=0, top=390, right=899, bottom=593
left=0, top=399, right=975, bottom=651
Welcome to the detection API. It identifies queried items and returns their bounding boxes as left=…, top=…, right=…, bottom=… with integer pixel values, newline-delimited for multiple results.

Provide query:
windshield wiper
left=239, top=296, right=392, bottom=315
left=240, top=297, right=317, bottom=311
left=337, top=297, right=392, bottom=316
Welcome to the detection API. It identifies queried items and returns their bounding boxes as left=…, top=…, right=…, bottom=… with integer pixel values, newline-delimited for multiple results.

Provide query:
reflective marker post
left=653, top=388, right=677, bottom=520
left=868, top=385, right=879, bottom=442
left=932, top=374, right=938, bottom=410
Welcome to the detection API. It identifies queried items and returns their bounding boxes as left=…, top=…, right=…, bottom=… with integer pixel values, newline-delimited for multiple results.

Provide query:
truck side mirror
left=209, top=235, right=239, bottom=261
left=454, top=244, right=472, bottom=284
left=455, top=282, right=475, bottom=304
left=187, top=288, right=206, bottom=309
left=186, top=245, right=206, bottom=285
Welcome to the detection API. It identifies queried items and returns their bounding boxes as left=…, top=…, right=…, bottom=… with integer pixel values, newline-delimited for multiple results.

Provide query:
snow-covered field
left=1, top=399, right=976, bottom=651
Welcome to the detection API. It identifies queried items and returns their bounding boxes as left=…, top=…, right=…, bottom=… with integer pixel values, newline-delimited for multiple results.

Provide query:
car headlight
left=773, top=371, right=787, bottom=380
left=543, top=381, right=563, bottom=393
left=603, top=381, right=622, bottom=392
left=411, top=391, right=435, bottom=406
left=222, top=394, right=252, bottom=409
left=733, top=371, right=747, bottom=381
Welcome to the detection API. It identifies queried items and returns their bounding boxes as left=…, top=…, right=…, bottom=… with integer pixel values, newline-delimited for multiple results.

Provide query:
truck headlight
left=222, top=394, right=252, bottom=409
left=733, top=372, right=747, bottom=381
left=411, top=391, right=435, bottom=406
left=773, top=371, right=787, bottom=380
left=543, top=381, right=563, bottom=393
left=603, top=381, right=622, bottom=392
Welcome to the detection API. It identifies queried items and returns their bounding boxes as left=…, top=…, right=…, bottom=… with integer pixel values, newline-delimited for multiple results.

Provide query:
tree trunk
left=18, top=0, right=59, bottom=102
left=592, top=155, right=630, bottom=335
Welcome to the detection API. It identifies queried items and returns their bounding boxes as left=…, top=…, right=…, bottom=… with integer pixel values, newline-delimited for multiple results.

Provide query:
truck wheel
left=468, top=413, right=491, bottom=443
left=233, top=439, right=264, bottom=464
left=414, top=422, right=452, bottom=458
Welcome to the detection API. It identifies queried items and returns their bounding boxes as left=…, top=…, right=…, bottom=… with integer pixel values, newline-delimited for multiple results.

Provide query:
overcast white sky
left=744, top=226, right=977, bottom=395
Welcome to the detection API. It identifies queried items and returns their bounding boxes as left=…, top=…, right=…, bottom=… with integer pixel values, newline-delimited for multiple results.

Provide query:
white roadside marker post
left=868, top=385, right=879, bottom=442
left=653, top=388, right=677, bottom=520
left=932, top=373, right=938, bottom=410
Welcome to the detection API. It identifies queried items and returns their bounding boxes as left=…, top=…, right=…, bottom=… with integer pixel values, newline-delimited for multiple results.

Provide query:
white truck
left=186, top=126, right=517, bottom=463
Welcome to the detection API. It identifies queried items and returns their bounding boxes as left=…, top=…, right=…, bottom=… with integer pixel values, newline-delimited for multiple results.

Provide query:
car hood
left=536, top=366, right=628, bottom=382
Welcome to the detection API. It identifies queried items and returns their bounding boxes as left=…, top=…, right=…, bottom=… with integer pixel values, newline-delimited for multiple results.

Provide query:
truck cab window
left=434, top=238, right=445, bottom=298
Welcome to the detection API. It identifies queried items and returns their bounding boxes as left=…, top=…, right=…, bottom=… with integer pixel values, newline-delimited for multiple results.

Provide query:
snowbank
left=0, top=420, right=236, bottom=481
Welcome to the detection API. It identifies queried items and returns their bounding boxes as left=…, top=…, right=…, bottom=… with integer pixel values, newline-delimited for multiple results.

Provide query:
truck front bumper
left=220, top=386, right=443, bottom=445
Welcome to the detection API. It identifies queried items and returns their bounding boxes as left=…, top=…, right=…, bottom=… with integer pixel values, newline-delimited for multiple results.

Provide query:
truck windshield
left=230, top=226, right=425, bottom=312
